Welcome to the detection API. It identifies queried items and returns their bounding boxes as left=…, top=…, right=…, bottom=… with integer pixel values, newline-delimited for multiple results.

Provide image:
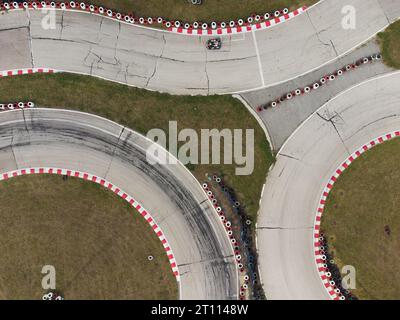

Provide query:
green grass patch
left=321, top=137, right=400, bottom=300
left=0, top=73, right=274, bottom=221
left=87, top=0, right=317, bottom=23
left=378, top=20, right=400, bottom=69
left=0, top=174, right=177, bottom=299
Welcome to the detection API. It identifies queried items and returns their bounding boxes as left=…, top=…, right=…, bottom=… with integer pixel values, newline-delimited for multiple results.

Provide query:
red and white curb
left=314, top=131, right=400, bottom=300
left=0, top=1, right=306, bottom=37
left=0, top=101, right=35, bottom=110
left=0, top=167, right=180, bottom=282
left=169, top=7, right=307, bottom=36
left=0, top=68, right=57, bottom=78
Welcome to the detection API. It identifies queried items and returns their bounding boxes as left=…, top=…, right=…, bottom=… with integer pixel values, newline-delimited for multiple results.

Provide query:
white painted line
left=252, top=30, right=265, bottom=87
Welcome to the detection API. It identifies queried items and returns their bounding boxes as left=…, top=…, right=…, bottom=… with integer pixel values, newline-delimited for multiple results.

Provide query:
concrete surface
left=0, top=108, right=238, bottom=300
left=0, top=0, right=398, bottom=95
left=257, top=71, right=400, bottom=300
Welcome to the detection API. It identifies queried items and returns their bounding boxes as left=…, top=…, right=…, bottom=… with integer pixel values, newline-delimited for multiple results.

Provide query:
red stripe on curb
left=0, top=68, right=57, bottom=78
left=314, top=131, right=399, bottom=300
left=1, top=2, right=307, bottom=37
left=0, top=167, right=181, bottom=282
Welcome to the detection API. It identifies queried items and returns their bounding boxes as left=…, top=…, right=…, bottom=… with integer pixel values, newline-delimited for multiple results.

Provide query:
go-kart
left=206, top=38, right=222, bottom=50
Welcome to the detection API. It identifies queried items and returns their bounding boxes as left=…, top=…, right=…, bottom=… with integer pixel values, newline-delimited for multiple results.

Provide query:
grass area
left=321, top=137, right=400, bottom=300
left=0, top=174, right=177, bottom=300
left=378, top=20, right=400, bottom=69
left=0, top=73, right=274, bottom=221
left=87, top=0, right=317, bottom=22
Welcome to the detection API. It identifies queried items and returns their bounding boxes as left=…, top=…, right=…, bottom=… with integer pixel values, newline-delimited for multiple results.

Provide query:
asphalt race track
left=0, top=108, right=237, bottom=300
left=0, top=0, right=399, bottom=95
left=1, top=0, right=400, bottom=301
left=257, top=71, right=400, bottom=300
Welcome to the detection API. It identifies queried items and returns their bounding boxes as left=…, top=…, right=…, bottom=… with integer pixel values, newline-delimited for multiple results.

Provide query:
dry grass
left=321, top=137, right=400, bottom=300
left=0, top=174, right=177, bottom=300
left=378, top=20, right=400, bottom=69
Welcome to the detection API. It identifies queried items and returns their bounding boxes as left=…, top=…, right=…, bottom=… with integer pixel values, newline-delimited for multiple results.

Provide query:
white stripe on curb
left=314, top=131, right=400, bottom=300
left=0, top=1, right=307, bottom=37
left=0, top=167, right=181, bottom=282
left=0, top=68, right=57, bottom=77
left=169, top=7, right=307, bottom=35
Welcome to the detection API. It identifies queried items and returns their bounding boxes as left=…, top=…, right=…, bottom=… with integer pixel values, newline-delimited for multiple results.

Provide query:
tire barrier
left=203, top=174, right=266, bottom=300
left=170, top=6, right=308, bottom=35
left=314, top=131, right=400, bottom=300
left=0, top=167, right=181, bottom=281
left=42, top=291, right=64, bottom=300
left=202, top=179, right=247, bottom=300
left=0, top=2, right=308, bottom=37
left=0, top=101, right=35, bottom=111
left=316, top=237, right=357, bottom=301
left=256, top=54, right=383, bottom=113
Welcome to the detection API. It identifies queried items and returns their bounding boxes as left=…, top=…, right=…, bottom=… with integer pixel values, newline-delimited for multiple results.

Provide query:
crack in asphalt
left=59, top=10, right=65, bottom=39
left=97, top=16, right=104, bottom=43
left=316, top=111, right=351, bottom=156
left=104, top=126, right=125, bottom=180
left=205, top=49, right=210, bottom=95
left=92, top=51, right=121, bottom=68
left=9, top=132, right=18, bottom=171
left=306, top=11, right=332, bottom=50
left=177, top=254, right=235, bottom=268
left=330, top=40, right=339, bottom=57
left=0, top=26, right=28, bottom=32
left=377, top=0, right=392, bottom=24
left=32, top=36, right=98, bottom=46
left=78, top=21, right=149, bottom=82
left=21, top=109, right=30, bottom=133
left=25, top=10, right=35, bottom=68
left=208, top=56, right=257, bottom=63
left=84, top=48, right=95, bottom=75
left=279, top=153, right=300, bottom=161
left=145, top=33, right=166, bottom=88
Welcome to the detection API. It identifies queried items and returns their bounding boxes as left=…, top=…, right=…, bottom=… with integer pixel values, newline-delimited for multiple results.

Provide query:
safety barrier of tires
left=0, top=1, right=307, bottom=36
left=257, top=54, right=383, bottom=113
left=212, top=174, right=264, bottom=300
left=315, top=234, right=357, bottom=300
left=202, top=179, right=249, bottom=300
left=42, top=291, right=64, bottom=300
left=0, top=101, right=35, bottom=110
left=202, top=174, right=265, bottom=300
left=169, top=6, right=307, bottom=35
